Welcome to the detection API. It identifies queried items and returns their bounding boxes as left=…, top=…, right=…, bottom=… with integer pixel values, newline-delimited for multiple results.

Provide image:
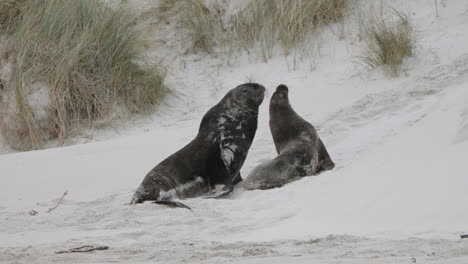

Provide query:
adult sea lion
left=244, top=84, right=334, bottom=190
left=131, top=83, right=265, bottom=208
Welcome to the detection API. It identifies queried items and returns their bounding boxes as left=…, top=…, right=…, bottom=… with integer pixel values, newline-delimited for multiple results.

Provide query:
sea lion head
left=230, top=83, right=265, bottom=109
left=270, top=84, right=289, bottom=107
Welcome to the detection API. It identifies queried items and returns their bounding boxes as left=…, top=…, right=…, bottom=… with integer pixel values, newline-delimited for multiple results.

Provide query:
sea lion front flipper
left=153, top=200, right=192, bottom=210
left=200, top=139, right=240, bottom=199
left=202, top=184, right=234, bottom=199
left=316, top=139, right=335, bottom=173
left=201, top=191, right=232, bottom=199
left=205, top=139, right=235, bottom=196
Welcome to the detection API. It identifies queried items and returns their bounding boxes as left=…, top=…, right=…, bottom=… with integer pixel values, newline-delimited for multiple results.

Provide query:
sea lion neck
left=269, top=97, right=293, bottom=117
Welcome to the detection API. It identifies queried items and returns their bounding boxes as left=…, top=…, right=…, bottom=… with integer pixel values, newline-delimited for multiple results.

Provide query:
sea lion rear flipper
left=317, top=139, right=335, bottom=173
left=153, top=200, right=192, bottom=210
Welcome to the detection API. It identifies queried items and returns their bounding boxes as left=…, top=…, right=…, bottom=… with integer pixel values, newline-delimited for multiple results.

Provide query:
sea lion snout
left=256, top=84, right=266, bottom=103
left=276, top=84, right=289, bottom=93
left=241, top=83, right=265, bottom=105
left=270, top=84, right=289, bottom=103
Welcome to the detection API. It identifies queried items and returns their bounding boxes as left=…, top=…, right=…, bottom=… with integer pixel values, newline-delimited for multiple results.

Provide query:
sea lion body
left=132, top=83, right=265, bottom=205
left=244, top=84, right=334, bottom=190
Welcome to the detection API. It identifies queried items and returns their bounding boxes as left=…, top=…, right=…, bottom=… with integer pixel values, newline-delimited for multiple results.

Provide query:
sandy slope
left=1, top=0, right=468, bottom=263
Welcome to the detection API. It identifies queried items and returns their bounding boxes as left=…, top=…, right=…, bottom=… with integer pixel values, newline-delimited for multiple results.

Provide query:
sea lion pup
left=244, top=84, right=334, bottom=190
left=131, top=83, right=265, bottom=208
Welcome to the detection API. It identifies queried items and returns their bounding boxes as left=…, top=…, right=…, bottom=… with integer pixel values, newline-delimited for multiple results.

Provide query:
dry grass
left=158, top=0, right=177, bottom=13
left=359, top=11, right=414, bottom=77
left=231, top=0, right=349, bottom=61
left=173, top=0, right=348, bottom=61
left=2, top=0, right=166, bottom=150
left=0, top=0, right=26, bottom=33
left=178, top=0, right=224, bottom=54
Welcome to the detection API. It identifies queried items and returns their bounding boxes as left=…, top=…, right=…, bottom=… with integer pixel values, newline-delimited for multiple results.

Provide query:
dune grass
left=231, top=0, right=348, bottom=61
left=2, top=0, right=166, bottom=149
left=0, top=0, right=25, bottom=33
left=174, top=0, right=349, bottom=61
left=359, top=11, right=414, bottom=77
left=178, top=0, right=224, bottom=54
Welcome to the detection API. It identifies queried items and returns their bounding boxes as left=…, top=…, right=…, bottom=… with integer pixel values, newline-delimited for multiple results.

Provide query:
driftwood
left=55, top=245, right=109, bottom=254
left=47, top=191, right=68, bottom=213
left=29, top=210, right=38, bottom=216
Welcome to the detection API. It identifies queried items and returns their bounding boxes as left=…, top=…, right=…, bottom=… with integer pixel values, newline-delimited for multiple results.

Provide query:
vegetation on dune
left=0, top=0, right=25, bottom=33
left=174, top=0, right=349, bottom=61
left=0, top=0, right=419, bottom=151
left=173, top=0, right=416, bottom=75
left=231, top=0, right=348, bottom=60
left=0, top=0, right=166, bottom=150
left=178, top=0, right=223, bottom=54
left=359, top=11, right=414, bottom=77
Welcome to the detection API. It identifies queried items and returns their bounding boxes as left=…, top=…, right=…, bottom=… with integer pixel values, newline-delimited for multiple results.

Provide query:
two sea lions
left=131, top=83, right=265, bottom=208
left=244, top=84, right=334, bottom=190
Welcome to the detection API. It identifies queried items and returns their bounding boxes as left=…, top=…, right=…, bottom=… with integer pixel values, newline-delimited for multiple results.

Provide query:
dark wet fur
left=269, top=84, right=335, bottom=174
left=244, top=84, right=334, bottom=190
left=131, top=83, right=265, bottom=206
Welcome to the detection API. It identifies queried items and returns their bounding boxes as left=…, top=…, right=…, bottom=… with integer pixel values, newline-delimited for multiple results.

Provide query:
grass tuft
left=178, top=0, right=223, bottom=54
left=360, top=11, right=414, bottom=77
left=174, top=0, right=348, bottom=61
left=0, top=0, right=25, bottom=33
left=231, top=0, right=349, bottom=61
left=2, top=0, right=166, bottom=149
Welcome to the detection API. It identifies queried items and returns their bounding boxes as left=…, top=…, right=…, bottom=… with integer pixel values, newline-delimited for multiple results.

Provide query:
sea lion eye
left=242, top=88, right=248, bottom=94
